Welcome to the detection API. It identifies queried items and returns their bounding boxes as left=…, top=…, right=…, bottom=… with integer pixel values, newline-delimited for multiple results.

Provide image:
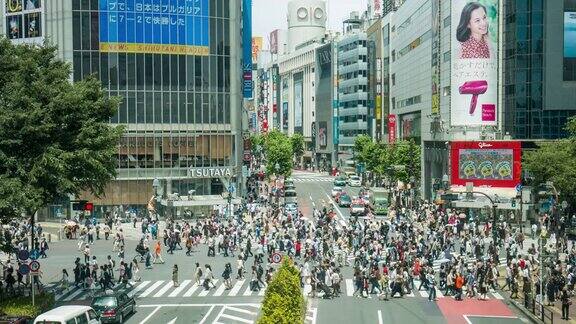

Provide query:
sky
left=252, top=0, right=368, bottom=49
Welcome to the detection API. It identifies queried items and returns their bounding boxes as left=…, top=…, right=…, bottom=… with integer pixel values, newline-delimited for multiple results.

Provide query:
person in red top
left=456, top=2, right=492, bottom=59
left=454, top=272, right=465, bottom=301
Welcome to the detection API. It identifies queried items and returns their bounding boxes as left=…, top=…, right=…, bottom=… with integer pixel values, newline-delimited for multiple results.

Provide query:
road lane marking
left=153, top=281, right=174, bottom=297
left=420, top=290, right=429, bottom=298
left=168, top=280, right=191, bottom=297
left=198, top=305, right=216, bottom=324
left=378, top=310, right=383, bottom=324
left=220, top=314, right=253, bottom=323
left=326, top=193, right=347, bottom=226
left=166, top=317, right=177, bottom=324
left=139, top=305, right=161, bottom=324
left=227, top=306, right=257, bottom=315
left=198, top=279, right=219, bottom=297
left=128, top=280, right=150, bottom=297
left=229, top=279, right=245, bottom=296
left=346, top=279, right=354, bottom=296
left=491, top=291, right=504, bottom=300
left=183, top=283, right=200, bottom=297
left=140, top=281, right=164, bottom=298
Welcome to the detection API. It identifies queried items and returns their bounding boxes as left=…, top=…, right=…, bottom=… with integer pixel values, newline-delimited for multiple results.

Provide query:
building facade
left=2, top=0, right=243, bottom=216
left=337, top=20, right=368, bottom=150
left=503, top=0, right=576, bottom=139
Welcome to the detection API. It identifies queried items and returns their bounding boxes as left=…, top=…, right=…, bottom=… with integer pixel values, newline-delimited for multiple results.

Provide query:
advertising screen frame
left=450, top=141, right=522, bottom=188
left=450, top=0, right=499, bottom=126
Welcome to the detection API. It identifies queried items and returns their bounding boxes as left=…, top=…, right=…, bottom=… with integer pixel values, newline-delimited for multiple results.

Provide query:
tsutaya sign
left=188, top=167, right=233, bottom=178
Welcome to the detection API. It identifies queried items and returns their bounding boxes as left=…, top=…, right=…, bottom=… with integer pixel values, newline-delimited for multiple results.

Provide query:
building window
left=391, top=73, right=396, bottom=86
left=443, top=86, right=451, bottom=96
left=443, top=16, right=450, bottom=28
left=443, top=51, right=450, bottom=62
left=392, top=97, right=395, bottom=110
left=391, top=50, right=396, bottom=62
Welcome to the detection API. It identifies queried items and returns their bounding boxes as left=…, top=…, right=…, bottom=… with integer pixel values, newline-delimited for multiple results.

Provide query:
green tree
left=388, top=140, right=421, bottom=183
left=290, top=133, right=305, bottom=162
left=524, top=118, right=576, bottom=208
left=264, top=130, right=293, bottom=177
left=259, top=259, right=305, bottom=324
left=353, top=135, right=373, bottom=164
left=0, top=39, right=123, bottom=247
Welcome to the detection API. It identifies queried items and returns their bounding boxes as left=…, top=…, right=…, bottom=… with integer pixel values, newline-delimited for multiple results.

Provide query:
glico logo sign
left=478, top=142, right=493, bottom=149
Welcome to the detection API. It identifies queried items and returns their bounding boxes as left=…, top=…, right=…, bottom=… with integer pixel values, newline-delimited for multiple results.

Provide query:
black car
left=91, top=291, right=136, bottom=323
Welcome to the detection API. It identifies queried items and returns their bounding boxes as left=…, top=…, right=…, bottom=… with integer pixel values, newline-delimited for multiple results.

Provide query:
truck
left=370, top=188, right=390, bottom=216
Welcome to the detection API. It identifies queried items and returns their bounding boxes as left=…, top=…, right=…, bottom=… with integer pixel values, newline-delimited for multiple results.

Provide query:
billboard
left=431, top=0, right=441, bottom=115
left=450, top=0, right=499, bottom=126
left=4, top=0, right=43, bottom=44
left=450, top=141, right=522, bottom=188
left=566, top=12, right=576, bottom=58
left=318, top=121, right=327, bottom=147
left=294, top=73, right=303, bottom=133
left=99, top=0, right=209, bottom=56
left=252, top=36, right=263, bottom=62
left=242, top=0, right=253, bottom=98
left=270, top=29, right=278, bottom=54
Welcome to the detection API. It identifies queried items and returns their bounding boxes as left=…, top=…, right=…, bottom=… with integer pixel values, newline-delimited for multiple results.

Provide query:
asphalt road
left=25, top=171, right=528, bottom=324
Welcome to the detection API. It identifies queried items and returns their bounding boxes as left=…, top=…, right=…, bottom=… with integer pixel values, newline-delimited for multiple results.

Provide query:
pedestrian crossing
left=55, top=278, right=268, bottom=302
left=55, top=276, right=507, bottom=303
left=303, top=279, right=505, bottom=300
left=293, top=177, right=334, bottom=183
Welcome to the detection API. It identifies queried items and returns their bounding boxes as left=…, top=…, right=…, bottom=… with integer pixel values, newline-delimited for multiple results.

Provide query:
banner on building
left=4, top=0, right=43, bottom=45
left=252, top=36, right=263, bottom=62
left=564, top=0, right=576, bottom=81
left=388, top=114, right=397, bottom=143
left=242, top=0, right=253, bottom=98
left=318, top=121, right=327, bottom=148
left=450, top=0, right=499, bottom=126
left=450, top=141, right=522, bottom=188
left=270, top=29, right=279, bottom=54
left=294, top=73, right=303, bottom=133
left=431, top=0, right=441, bottom=115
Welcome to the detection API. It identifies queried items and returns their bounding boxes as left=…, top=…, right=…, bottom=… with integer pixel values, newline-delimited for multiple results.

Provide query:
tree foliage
left=0, top=39, right=123, bottom=223
left=290, top=133, right=305, bottom=160
left=259, top=259, right=305, bottom=324
left=353, top=136, right=421, bottom=183
left=263, top=130, right=293, bottom=177
left=524, top=117, right=576, bottom=208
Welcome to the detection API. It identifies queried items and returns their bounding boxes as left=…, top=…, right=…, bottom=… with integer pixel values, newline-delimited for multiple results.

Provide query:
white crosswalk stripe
left=52, top=275, right=509, bottom=302
left=293, top=177, right=334, bottom=183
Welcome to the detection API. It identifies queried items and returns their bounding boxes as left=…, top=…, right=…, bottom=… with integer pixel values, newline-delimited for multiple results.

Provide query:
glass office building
left=504, top=0, right=576, bottom=139
left=2, top=0, right=242, bottom=215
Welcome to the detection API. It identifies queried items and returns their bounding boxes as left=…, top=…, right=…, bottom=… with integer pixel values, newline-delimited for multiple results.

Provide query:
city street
left=18, top=171, right=528, bottom=324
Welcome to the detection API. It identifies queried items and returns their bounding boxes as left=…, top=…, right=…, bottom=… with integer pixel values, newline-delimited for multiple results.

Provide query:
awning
left=160, top=195, right=241, bottom=207
left=449, top=185, right=518, bottom=199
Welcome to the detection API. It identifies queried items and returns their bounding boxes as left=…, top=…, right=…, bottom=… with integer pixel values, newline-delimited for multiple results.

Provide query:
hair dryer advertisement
left=451, top=0, right=499, bottom=126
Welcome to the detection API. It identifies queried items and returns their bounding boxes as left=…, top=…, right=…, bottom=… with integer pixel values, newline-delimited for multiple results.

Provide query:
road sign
left=29, top=261, right=40, bottom=272
left=18, top=250, right=29, bottom=261
left=18, top=264, right=30, bottom=275
left=515, top=183, right=523, bottom=192
left=29, top=249, right=40, bottom=260
left=271, top=253, right=282, bottom=264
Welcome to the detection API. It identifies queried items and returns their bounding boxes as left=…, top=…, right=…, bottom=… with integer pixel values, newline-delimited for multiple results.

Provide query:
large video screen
left=450, top=141, right=522, bottom=188
left=99, top=0, right=209, bottom=56
left=566, top=12, right=576, bottom=58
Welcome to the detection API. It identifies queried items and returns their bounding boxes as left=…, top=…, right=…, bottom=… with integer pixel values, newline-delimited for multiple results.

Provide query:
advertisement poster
left=450, top=0, right=499, bottom=126
left=99, top=0, right=210, bottom=56
left=318, top=121, right=327, bottom=147
left=242, top=0, right=253, bottom=98
left=450, top=141, right=522, bottom=188
left=566, top=12, right=576, bottom=58
left=388, top=114, right=396, bottom=143
left=294, top=74, right=303, bottom=133
left=4, top=0, right=42, bottom=43
left=252, top=37, right=263, bottom=62
left=431, top=0, right=441, bottom=115
left=282, top=79, right=289, bottom=131
left=269, top=29, right=278, bottom=54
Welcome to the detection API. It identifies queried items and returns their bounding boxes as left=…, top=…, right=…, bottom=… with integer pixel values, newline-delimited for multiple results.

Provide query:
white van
left=34, top=305, right=100, bottom=324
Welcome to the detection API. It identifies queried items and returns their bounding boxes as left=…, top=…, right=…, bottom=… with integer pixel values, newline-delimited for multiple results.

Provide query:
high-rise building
left=503, top=0, right=576, bottom=139
left=1, top=0, right=244, bottom=217
left=337, top=12, right=369, bottom=151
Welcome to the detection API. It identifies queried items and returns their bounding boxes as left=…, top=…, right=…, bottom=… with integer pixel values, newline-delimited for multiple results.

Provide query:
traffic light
left=511, top=199, right=516, bottom=208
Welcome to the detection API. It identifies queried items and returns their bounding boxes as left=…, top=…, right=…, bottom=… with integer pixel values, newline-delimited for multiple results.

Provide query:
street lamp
left=275, top=162, right=280, bottom=175
left=442, top=173, right=449, bottom=190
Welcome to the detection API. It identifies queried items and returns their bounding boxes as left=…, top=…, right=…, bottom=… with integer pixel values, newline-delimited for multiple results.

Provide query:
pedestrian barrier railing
left=525, top=294, right=554, bottom=324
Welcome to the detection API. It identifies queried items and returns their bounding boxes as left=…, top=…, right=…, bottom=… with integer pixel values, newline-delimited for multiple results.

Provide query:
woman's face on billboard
left=468, top=7, right=488, bottom=40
